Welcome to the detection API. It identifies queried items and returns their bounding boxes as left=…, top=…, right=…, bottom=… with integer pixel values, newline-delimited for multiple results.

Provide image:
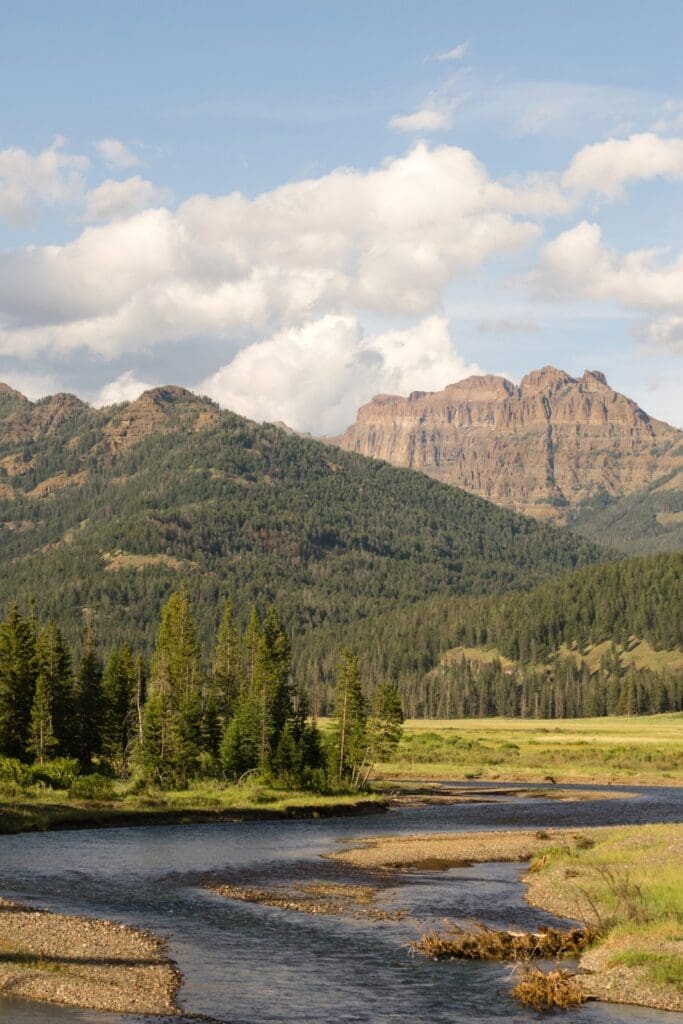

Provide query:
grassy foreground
left=376, top=714, right=683, bottom=785
left=0, top=780, right=385, bottom=835
left=527, top=823, right=683, bottom=1009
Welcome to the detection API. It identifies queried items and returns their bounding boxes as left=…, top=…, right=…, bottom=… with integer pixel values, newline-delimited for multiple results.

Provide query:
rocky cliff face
left=329, top=367, right=682, bottom=521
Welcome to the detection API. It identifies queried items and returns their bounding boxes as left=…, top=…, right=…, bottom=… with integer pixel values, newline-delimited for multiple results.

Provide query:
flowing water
left=1, top=783, right=682, bottom=1024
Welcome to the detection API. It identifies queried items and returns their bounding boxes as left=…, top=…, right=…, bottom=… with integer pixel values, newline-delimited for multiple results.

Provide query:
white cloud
left=390, top=103, right=457, bottom=133
left=434, top=42, right=470, bottom=62
left=0, top=142, right=548, bottom=359
left=84, top=176, right=173, bottom=221
left=0, top=369, right=59, bottom=400
left=94, top=369, right=155, bottom=406
left=96, top=138, right=140, bottom=169
left=534, top=221, right=683, bottom=310
left=201, top=314, right=482, bottom=434
left=0, top=137, right=88, bottom=224
left=564, top=132, right=683, bottom=197
left=639, top=315, right=683, bottom=353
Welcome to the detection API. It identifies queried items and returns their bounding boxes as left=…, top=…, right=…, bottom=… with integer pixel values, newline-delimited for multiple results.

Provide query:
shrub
left=28, top=758, right=80, bottom=790
left=69, top=774, right=117, bottom=801
left=0, top=757, right=31, bottom=786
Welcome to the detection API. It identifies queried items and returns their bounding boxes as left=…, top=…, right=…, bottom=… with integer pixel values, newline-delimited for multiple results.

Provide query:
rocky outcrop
left=329, top=367, right=682, bottom=521
left=0, top=385, right=221, bottom=497
left=101, top=385, right=220, bottom=452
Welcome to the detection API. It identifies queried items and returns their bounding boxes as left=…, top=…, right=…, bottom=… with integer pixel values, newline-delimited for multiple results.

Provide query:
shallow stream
left=1, top=782, right=681, bottom=1024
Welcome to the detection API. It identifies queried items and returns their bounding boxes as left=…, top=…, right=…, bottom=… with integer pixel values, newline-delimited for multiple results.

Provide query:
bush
left=28, top=758, right=80, bottom=790
left=69, top=774, right=117, bottom=801
left=0, top=757, right=30, bottom=786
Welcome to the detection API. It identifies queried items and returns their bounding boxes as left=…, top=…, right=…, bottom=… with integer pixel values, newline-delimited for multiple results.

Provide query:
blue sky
left=1, top=0, right=682, bottom=429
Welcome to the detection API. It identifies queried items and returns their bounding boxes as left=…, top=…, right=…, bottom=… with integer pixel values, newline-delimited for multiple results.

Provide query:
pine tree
left=213, top=598, right=242, bottom=722
left=331, top=648, right=367, bottom=784
left=0, top=604, right=37, bottom=760
left=27, top=672, right=57, bottom=764
left=74, top=618, right=103, bottom=770
left=35, top=621, right=74, bottom=756
left=101, top=644, right=136, bottom=774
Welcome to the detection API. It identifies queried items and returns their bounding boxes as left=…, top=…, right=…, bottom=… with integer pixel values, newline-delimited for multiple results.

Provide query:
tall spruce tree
left=74, top=618, right=103, bottom=770
left=35, top=621, right=74, bottom=757
left=0, top=604, right=37, bottom=760
left=332, top=648, right=367, bottom=784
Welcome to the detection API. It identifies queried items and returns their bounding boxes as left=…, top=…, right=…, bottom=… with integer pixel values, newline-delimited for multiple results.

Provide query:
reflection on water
left=0, top=783, right=681, bottom=1024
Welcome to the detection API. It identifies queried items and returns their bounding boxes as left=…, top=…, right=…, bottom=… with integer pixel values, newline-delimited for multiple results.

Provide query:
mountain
left=328, top=367, right=682, bottom=539
left=0, top=383, right=601, bottom=676
left=569, top=458, right=683, bottom=554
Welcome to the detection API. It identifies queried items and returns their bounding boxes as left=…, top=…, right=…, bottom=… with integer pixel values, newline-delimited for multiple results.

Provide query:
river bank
left=0, top=789, right=386, bottom=835
left=1, top=780, right=622, bottom=836
left=332, top=823, right=683, bottom=1013
left=0, top=898, right=179, bottom=1015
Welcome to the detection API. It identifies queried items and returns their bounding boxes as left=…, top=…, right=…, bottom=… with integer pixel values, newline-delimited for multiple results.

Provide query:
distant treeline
left=298, top=553, right=683, bottom=716
left=412, top=650, right=682, bottom=719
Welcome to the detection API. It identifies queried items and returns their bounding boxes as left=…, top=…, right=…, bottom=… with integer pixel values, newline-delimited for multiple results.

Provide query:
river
left=1, top=783, right=681, bottom=1024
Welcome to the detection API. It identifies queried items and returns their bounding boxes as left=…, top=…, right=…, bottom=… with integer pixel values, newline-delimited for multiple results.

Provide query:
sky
left=1, top=0, right=682, bottom=431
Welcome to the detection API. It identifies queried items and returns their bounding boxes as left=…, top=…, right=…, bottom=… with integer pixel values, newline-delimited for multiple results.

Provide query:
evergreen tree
left=331, top=648, right=367, bottom=783
left=101, top=644, right=136, bottom=774
left=213, top=598, right=242, bottom=722
left=27, top=672, right=57, bottom=764
left=35, top=621, right=74, bottom=756
left=0, top=604, right=37, bottom=760
left=73, top=619, right=103, bottom=770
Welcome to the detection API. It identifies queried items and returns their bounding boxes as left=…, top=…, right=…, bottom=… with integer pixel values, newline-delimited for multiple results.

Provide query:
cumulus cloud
left=96, top=138, right=140, bottom=168
left=639, top=315, right=683, bottom=353
left=94, top=369, right=155, bottom=406
left=0, top=142, right=550, bottom=359
left=0, top=137, right=88, bottom=224
left=534, top=221, right=683, bottom=310
left=84, top=176, right=173, bottom=222
left=564, top=132, right=683, bottom=197
left=201, top=314, right=482, bottom=434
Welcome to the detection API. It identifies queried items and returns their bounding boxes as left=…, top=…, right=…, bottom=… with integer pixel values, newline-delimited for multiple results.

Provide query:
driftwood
left=412, top=920, right=596, bottom=961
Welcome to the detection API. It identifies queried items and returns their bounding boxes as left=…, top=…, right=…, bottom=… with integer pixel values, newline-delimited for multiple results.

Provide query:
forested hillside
left=569, top=458, right=683, bottom=554
left=0, top=385, right=601, bottom=669
left=301, top=554, right=682, bottom=717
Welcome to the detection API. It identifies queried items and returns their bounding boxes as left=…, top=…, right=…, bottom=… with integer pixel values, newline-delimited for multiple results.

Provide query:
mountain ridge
left=328, top=366, right=682, bottom=531
left=0, top=383, right=602, bottom=682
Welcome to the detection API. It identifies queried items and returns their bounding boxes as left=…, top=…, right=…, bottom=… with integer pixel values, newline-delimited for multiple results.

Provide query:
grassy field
left=376, top=714, right=683, bottom=785
left=0, top=780, right=384, bottom=835
left=528, top=823, right=683, bottom=1005
left=439, top=639, right=683, bottom=674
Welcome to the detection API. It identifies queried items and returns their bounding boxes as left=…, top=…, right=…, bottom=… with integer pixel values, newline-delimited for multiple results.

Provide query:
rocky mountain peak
left=329, top=367, right=681, bottom=522
left=520, top=365, right=574, bottom=392
left=102, top=385, right=220, bottom=453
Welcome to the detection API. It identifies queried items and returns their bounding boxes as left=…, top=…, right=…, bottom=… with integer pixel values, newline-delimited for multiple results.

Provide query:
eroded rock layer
left=329, top=367, right=682, bottom=520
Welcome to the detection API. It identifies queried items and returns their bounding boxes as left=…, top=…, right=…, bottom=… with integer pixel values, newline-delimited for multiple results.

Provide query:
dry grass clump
left=511, top=966, right=586, bottom=1010
left=412, top=921, right=596, bottom=961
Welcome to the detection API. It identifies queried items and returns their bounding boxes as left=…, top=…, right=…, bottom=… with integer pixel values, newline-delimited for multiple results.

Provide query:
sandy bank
left=328, top=825, right=601, bottom=871
left=0, top=897, right=180, bottom=1015
left=331, top=826, right=683, bottom=1013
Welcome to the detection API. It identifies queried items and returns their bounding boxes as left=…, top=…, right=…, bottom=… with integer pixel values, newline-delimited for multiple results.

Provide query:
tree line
left=296, top=552, right=682, bottom=715
left=412, top=649, right=682, bottom=720
left=0, top=590, right=403, bottom=791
